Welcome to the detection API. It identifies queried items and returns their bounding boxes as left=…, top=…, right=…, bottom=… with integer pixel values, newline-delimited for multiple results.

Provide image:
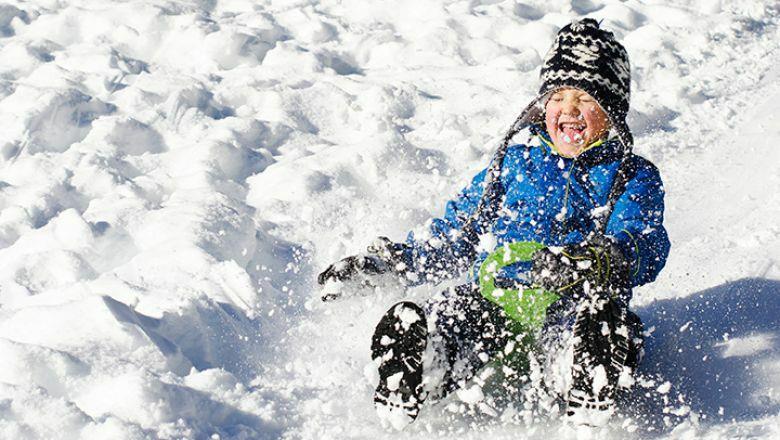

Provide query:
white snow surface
left=0, top=0, right=778, bottom=438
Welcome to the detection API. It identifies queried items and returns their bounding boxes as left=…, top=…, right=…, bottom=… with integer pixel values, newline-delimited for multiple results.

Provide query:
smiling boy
left=318, top=19, right=670, bottom=428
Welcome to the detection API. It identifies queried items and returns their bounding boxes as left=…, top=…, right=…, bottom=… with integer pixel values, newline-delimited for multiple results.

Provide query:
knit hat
left=513, top=18, right=633, bottom=151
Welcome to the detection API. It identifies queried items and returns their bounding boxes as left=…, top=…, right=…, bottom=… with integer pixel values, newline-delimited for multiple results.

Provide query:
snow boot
left=566, top=295, right=640, bottom=425
left=371, top=301, right=428, bottom=429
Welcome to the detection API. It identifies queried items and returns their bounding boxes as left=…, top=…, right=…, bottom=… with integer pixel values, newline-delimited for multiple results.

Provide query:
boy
left=318, top=19, right=669, bottom=428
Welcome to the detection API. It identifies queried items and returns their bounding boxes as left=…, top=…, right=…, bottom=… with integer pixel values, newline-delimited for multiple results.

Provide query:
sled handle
left=478, top=241, right=560, bottom=332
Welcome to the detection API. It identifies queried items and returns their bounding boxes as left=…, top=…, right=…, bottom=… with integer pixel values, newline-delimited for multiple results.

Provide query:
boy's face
left=544, top=87, right=611, bottom=157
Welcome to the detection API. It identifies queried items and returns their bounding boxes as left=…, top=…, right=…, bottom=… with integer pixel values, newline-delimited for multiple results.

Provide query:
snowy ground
left=0, top=0, right=778, bottom=438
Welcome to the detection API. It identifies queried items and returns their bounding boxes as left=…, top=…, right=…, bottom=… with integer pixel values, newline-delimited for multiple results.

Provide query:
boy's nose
left=561, top=101, right=580, bottom=115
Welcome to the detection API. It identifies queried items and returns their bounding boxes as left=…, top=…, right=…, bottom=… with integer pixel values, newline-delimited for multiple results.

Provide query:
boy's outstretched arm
left=605, top=157, right=671, bottom=288
left=316, top=167, right=489, bottom=292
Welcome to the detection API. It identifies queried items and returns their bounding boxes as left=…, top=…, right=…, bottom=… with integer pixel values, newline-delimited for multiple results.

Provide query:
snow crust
left=0, top=0, right=778, bottom=438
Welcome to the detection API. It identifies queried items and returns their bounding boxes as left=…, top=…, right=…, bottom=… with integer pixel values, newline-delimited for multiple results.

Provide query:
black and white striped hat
left=515, top=18, right=633, bottom=150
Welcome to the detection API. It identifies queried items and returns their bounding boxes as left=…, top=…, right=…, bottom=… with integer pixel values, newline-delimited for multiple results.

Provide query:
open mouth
left=558, top=121, right=587, bottom=144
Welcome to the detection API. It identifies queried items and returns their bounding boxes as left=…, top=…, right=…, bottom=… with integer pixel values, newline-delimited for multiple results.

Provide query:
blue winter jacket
left=401, top=131, right=670, bottom=303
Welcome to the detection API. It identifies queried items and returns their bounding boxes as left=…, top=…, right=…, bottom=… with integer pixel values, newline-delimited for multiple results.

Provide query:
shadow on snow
left=624, top=277, right=780, bottom=431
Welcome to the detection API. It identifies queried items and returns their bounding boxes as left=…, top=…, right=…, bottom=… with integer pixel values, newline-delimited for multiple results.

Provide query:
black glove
left=317, top=254, right=391, bottom=286
left=317, top=237, right=410, bottom=301
left=529, top=236, right=630, bottom=296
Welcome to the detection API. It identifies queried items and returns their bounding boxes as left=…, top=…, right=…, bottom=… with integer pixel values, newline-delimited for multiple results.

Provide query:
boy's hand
left=317, top=237, right=410, bottom=301
left=529, top=237, right=629, bottom=296
left=317, top=254, right=391, bottom=286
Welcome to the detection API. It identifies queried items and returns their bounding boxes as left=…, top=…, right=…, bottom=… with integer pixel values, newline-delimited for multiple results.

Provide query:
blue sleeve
left=400, top=168, right=488, bottom=285
left=606, top=158, right=670, bottom=287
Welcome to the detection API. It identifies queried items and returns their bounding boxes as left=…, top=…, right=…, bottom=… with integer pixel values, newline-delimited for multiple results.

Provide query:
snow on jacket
left=401, top=129, right=670, bottom=303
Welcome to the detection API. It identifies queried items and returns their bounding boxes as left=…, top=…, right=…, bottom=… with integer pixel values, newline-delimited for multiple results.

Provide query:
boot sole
left=566, top=296, right=633, bottom=422
left=371, top=301, right=428, bottom=424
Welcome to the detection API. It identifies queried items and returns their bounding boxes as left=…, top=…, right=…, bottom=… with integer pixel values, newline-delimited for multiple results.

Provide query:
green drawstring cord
left=536, top=132, right=606, bottom=158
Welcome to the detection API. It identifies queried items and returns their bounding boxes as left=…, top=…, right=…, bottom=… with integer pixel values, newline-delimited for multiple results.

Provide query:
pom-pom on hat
left=514, top=18, right=633, bottom=151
